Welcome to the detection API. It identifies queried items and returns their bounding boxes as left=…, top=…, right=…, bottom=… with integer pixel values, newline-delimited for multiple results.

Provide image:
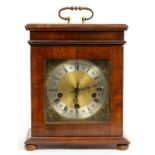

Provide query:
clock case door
left=25, top=24, right=129, bottom=147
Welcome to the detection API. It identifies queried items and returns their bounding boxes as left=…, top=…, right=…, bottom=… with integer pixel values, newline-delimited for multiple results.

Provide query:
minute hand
left=70, top=84, right=101, bottom=94
left=79, top=84, right=98, bottom=91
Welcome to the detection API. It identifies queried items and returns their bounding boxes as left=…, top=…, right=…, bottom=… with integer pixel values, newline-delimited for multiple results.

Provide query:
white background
left=0, top=0, right=155, bottom=154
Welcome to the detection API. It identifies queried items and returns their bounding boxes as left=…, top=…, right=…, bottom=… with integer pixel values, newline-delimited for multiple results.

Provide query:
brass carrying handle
left=58, top=6, right=94, bottom=23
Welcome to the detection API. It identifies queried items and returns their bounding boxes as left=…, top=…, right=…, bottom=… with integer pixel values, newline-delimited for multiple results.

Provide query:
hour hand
left=76, top=82, right=79, bottom=89
left=69, top=82, right=80, bottom=94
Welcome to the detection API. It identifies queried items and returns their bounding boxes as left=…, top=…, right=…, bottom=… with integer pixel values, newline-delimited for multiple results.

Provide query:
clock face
left=45, top=60, right=109, bottom=121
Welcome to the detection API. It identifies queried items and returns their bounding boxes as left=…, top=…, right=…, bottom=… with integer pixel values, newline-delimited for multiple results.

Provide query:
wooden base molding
left=25, top=129, right=129, bottom=151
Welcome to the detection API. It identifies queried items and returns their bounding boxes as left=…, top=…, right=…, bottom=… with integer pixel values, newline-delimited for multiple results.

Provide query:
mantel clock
left=24, top=7, right=130, bottom=150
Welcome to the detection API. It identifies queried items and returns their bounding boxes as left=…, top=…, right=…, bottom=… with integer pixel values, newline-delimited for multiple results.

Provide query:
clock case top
left=25, top=24, right=128, bottom=138
left=25, top=24, right=128, bottom=45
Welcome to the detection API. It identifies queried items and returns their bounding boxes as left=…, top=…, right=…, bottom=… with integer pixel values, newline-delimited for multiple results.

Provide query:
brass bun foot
left=116, top=144, right=129, bottom=150
left=25, top=144, right=37, bottom=151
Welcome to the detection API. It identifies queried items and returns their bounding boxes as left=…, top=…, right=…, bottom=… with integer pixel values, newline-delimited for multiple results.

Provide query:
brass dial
left=58, top=71, right=95, bottom=108
left=46, top=60, right=107, bottom=120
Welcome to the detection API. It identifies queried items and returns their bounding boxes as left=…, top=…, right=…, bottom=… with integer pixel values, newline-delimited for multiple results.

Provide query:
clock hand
left=73, top=82, right=80, bottom=116
left=69, top=83, right=94, bottom=93
left=76, top=81, right=79, bottom=89
left=69, top=84, right=103, bottom=93
left=79, top=84, right=99, bottom=91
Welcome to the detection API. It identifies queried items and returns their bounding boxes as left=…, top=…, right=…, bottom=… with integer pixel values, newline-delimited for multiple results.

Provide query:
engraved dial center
left=58, top=71, right=96, bottom=108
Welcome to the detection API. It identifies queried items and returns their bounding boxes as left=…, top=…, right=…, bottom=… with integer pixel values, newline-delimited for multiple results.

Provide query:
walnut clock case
left=24, top=7, right=130, bottom=151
